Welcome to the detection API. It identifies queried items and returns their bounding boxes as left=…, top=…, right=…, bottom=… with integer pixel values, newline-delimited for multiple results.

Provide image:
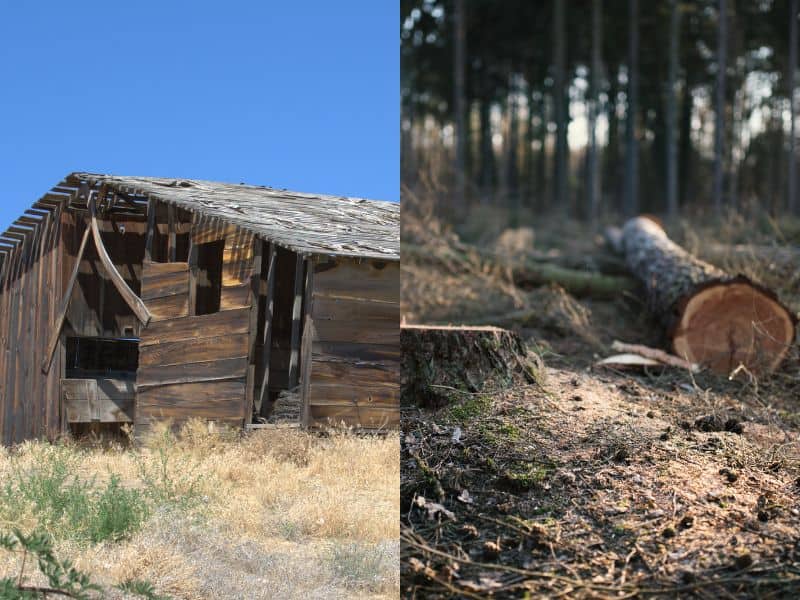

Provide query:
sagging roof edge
left=0, top=174, right=399, bottom=278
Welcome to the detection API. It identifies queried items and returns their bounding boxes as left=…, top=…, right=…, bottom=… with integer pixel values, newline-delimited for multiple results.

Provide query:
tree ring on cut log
left=672, top=276, right=796, bottom=375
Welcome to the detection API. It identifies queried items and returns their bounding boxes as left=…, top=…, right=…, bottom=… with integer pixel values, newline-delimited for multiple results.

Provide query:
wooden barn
left=0, top=173, right=399, bottom=445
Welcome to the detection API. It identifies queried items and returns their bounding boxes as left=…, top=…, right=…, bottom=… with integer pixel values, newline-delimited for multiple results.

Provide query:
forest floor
left=400, top=197, right=800, bottom=598
left=0, top=424, right=399, bottom=599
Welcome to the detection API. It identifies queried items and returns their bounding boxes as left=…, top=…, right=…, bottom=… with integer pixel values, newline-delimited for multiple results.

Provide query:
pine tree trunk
left=588, top=0, right=603, bottom=223
left=553, top=0, right=568, bottom=212
left=453, top=0, right=467, bottom=213
left=789, top=0, right=798, bottom=214
left=621, top=217, right=796, bottom=374
left=713, top=0, right=727, bottom=214
left=666, top=0, right=680, bottom=219
left=624, top=0, right=639, bottom=217
left=479, top=85, right=495, bottom=202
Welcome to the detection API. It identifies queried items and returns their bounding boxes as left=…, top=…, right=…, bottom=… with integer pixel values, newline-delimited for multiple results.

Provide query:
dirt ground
left=400, top=202, right=800, bottom=598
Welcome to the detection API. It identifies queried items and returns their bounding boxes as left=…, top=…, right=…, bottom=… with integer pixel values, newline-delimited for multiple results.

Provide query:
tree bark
left=479, top=82, right=495, bottom=202
left=553, top=0, right=568, bottom=212
left=400, top=325, right=540, bottom=407
left=453, top=0, right=467, bottom=212
left=713, top=0, right=727, bottom=214
left=624, top=0, right=639, bottom=217
left=588, top=0, right=603, bottom=223
left=789, top=0, right=798, bottom=214
left=666, top=0, right=680, bottom=219
left=620, top=217, right=796, bottom=374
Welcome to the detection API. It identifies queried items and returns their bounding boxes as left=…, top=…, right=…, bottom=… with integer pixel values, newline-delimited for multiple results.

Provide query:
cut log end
left=673, top=278, right=797, bottom=375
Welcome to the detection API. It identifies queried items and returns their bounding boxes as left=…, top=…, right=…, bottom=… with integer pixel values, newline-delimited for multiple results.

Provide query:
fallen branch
left=610, top=340, right=701, bottom=372
left=402, top=242, right=637, bottom=299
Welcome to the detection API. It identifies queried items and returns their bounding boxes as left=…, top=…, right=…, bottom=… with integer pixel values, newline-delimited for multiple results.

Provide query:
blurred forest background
left=401, top=0, right=800, bottom=225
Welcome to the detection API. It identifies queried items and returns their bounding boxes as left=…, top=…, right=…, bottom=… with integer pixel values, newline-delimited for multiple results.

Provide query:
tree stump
left=621, top=216, right=796, bottom=374
left=400, top=325, right=540, bottom=407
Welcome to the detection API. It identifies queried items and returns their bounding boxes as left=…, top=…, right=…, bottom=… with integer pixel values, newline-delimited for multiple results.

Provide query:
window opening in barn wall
left=193, top=240, right=225, bottom=315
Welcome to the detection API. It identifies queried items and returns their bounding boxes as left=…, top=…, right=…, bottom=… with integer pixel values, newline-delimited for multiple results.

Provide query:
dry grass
left=0, top=422, right=400, bottom=599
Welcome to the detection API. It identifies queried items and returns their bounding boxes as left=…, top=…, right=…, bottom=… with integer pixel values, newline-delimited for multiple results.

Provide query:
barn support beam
left=300, top=258, right=315, bottom=427
left=244, top=240, right=263, bottom=422
left=144, top=197, right=156, bottom=262
left=287, top=253, right=305, bottom=390
left=167, top=204, right=176, bottom=262
left=89, top=191, right=152, bottom=325
left=256, top=242, right=276, bottom=416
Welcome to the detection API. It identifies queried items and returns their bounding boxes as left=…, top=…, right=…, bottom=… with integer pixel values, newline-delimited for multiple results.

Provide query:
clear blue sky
left=0, top=1, right=398, bottom=231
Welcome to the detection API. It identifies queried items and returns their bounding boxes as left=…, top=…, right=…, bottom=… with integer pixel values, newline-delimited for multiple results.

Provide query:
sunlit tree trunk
left=624, top=0, right=639, bottom=217
left=588, top=0, right=603, bottom=223
left=506, top=73, right=520, bottom=215
left=713, top=0, right=727, bottom=215
left=666, top=0, right=680, bottom=219
left=553, top=0, right=568, bottom=213
left=789, top=0, right=798, bottom=214
left=453, top=0, right=467, bottom=212
left=479, top=81, right=494, bottom=203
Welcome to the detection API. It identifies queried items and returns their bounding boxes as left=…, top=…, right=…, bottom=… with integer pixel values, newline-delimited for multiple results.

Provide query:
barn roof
left=0, top=173, right=399, bottom=263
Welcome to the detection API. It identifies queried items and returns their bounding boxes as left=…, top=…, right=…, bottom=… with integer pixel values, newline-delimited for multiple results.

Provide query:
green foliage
left=0, top=529, right=100, bottom=599
left=135, top=430, right=204, bottom=509
left=448, top=394, right=492, bottom=422
left=0, top=448, right=149, bottom=544
left=116, top=578, right=172, bottom=600
left=86, top=475, right=149, bottom=543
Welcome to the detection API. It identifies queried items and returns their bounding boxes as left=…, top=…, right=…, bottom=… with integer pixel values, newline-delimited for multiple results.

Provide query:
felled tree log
left=621, top=216, right=796, bottom=374
left=402, top=242, right=637, bottom=298
left=400, top=325, right=541, bottom=407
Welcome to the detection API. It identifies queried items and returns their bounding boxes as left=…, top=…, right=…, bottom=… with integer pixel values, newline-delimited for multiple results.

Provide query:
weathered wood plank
left=313, top=319, right=399, bottom=345
left=139, top=333, right=249, bottom=367
left=146, top=294, right=189, bottom=321
left=312, top=341, right=399, bottom=362
left=137, top=380, right=246, bottom=419
left=307, top=383, right=399, bottom=407
left=41, top=225, right=91, bottom=374
left=310, top=359, right=399, bottom=387
left=142, top=261, right=189, bottom=275
left=139, top=308, right=250, bottom=346
left=313, top=259, right=399, bottom=303
left=136, top=357, right=248, bottom=388
left=220, top=282, right=250, bottom=310
left=141, top=266, right=189, bottom=300
left=61, top=378, right=135, bottom=423
left=312, top=296, right=399, bottom=322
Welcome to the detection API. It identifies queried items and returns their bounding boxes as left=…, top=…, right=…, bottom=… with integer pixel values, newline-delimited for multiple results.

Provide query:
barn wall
left=0, top=205, right=65, bottom=445
left=63, top=211, right=147, bottom=338
left=134, top=212, right=255, bottom=437
left=304, top=257, right=400, bottom=429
